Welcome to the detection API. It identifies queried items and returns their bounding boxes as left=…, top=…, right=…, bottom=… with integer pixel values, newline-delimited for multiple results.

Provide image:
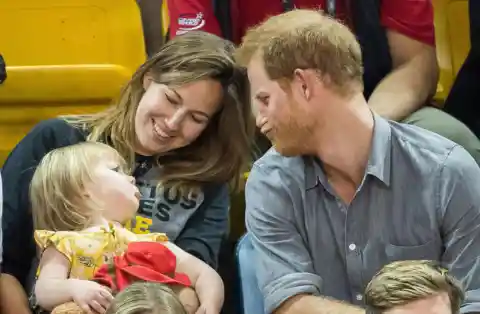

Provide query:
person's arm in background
left=0, top=56, right=30, bottom=314
left=368, top=0, right=439, bottom=121
left=0, top=119, right=85, bottom=314
left=246, top=165, right=364, bottom=314
left=167, top=0, right=222, bottom=38
left=175, top=184, right=229, bottom=270
left=437, top=146, right=480, bottom=313
left=0, top=132, right=44, bottom=314
left=173, top=184, right=228, bottom=313
left=1, top=163, right=38, bottom=313
left=165, top=241, right=224, bottom=314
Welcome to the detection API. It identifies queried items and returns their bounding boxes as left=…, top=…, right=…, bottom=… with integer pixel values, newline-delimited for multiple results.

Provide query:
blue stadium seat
left=235, top=233, right=265, bottom=314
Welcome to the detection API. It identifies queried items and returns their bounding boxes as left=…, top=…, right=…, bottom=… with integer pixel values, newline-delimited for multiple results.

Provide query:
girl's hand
left=69, top=279, right=113, bottom=314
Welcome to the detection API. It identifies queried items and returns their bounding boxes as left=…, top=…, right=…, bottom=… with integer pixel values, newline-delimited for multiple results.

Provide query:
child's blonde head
left=106, top=282, right=187, bottom=314
left=30, top=142, right=127, bottom=231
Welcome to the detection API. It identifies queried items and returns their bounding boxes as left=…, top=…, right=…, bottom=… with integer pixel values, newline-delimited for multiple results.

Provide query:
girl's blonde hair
left=30, top=142, right=127, bottom=231
left=106, top=282, right=187, bottom=314
left=65, top=31, right=254, bottom=195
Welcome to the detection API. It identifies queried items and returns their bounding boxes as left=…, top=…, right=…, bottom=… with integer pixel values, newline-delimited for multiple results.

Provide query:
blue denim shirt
left=246, top=114, right=480, bottom=313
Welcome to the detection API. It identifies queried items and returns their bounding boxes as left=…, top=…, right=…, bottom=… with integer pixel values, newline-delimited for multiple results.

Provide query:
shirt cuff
left=264, top=272, right=323, bottom=314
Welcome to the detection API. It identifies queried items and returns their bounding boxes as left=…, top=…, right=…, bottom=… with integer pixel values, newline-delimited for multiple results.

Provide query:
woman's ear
left=143, top=74, right=153, bottom=91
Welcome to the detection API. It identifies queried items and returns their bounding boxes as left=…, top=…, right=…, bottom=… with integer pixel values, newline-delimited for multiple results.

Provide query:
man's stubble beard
left=274, top=111, right=315, bottom=157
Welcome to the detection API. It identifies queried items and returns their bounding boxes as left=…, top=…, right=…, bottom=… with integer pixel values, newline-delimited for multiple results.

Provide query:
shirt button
left=348, top=243, right=356, bottom=251
left=356, top=294, right=363, bottom=301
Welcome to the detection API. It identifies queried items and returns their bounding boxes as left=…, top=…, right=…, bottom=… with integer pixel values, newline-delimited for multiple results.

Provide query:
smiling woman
left=0, top=31, right=254, bottom=314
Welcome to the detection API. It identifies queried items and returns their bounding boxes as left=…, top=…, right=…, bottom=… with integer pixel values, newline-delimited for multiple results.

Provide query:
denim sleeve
left=175, top=183, right=229, bottom=269
left=245, top=164, right=322, bottom=314
left=438, top=146, right=480, bottom=313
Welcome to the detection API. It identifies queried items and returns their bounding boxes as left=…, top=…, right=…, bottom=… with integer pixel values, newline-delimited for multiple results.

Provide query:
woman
left=0, top=31, right=253, bottom=313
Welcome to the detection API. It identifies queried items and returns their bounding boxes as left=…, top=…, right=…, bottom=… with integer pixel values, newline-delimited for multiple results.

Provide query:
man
left=365, top=260, right=464, bottom=314
left=168, top=0, right=480, bottom=161
left=238, top=9, right=480, bottom=314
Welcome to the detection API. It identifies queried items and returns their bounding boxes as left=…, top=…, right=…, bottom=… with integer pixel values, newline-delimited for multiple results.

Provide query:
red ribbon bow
left=93, top=241, right=191, bottom=292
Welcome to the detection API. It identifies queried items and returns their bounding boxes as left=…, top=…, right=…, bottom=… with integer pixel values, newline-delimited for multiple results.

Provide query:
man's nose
left=127, top=175, right=135, bottom=184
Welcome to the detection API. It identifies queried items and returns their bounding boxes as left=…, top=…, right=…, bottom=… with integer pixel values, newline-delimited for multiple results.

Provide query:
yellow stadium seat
left=0, top=0, right=146, bottom=164
left=229, top=172, right=250, bottom=241
left=161, top=0, right=170, bottom=39
left=433, top=0, right=471, bottom=102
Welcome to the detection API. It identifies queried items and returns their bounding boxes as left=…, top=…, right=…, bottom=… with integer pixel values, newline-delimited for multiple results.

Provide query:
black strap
left=281, top=0, right=335, bottom=16
left=0, top=54, right=6, bottom=85
left=211, top=0, right=336, bottom=41
left=349, top=0, right=392, bottom=99
left=282, top=0, right=294, bottom=11
left=212, top=0, right=233, bottom=41
left=470, top=0, right=480, bottom=54
left=326, top=0, right=336, bottom=17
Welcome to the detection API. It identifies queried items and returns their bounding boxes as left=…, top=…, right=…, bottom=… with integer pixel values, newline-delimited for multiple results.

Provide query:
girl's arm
left=36, top=247, right=113, bottom=313
left=34, top=246, right=76, bottom=309
left=164, top=242, right=224, bottom=313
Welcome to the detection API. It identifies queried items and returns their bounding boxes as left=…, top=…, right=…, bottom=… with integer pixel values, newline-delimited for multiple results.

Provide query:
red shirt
left=167, top=0, right=435, bottom=46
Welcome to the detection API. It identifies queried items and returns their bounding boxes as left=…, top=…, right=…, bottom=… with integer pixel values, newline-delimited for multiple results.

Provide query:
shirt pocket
left=385, top=239, right=441, bottom=262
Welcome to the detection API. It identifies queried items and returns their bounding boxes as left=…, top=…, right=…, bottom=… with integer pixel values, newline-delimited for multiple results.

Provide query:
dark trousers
left=444, top=0, right=480, bottom=139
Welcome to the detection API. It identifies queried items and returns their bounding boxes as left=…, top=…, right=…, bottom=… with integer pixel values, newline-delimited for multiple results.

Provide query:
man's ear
left=293, top=68, right=312, bottom=100
left=143, top=74, right=153, bottom=91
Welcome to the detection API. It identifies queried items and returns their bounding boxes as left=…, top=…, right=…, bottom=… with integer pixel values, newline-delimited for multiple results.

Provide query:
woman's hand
left=171, top=285, right=200, bottom=314
left=194, top=303, right=222, bottom=314
left=69, top=279, right=113, bottom=314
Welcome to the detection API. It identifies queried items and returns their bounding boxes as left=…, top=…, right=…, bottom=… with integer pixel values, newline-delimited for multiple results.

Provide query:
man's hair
left=236, top=9, right=363, bottom=96
left=30, top=142, right=128, bottom=231
left=365, top=260, right=465, bottom=313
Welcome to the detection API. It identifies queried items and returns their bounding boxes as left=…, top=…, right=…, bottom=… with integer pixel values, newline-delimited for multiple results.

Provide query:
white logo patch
left=176, top=12, right=206, bottom=35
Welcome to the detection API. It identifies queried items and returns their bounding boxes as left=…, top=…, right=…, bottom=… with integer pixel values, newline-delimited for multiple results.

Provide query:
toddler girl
left=30, top=142, right=224, bottom=314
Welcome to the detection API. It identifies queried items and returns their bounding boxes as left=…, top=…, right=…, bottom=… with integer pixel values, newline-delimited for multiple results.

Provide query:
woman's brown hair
left=66, top=31, right=254, bottom=194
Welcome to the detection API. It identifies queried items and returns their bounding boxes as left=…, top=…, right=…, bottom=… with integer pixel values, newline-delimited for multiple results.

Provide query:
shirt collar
left=305, top=112, right=392, bottom=189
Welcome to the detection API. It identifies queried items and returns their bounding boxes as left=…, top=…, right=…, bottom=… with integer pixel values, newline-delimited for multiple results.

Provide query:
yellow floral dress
left=34, top=224, right=169, bottom=280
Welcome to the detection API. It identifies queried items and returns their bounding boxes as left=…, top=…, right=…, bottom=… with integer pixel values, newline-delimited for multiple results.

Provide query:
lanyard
left=281, top=0, right=336, bottom=17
